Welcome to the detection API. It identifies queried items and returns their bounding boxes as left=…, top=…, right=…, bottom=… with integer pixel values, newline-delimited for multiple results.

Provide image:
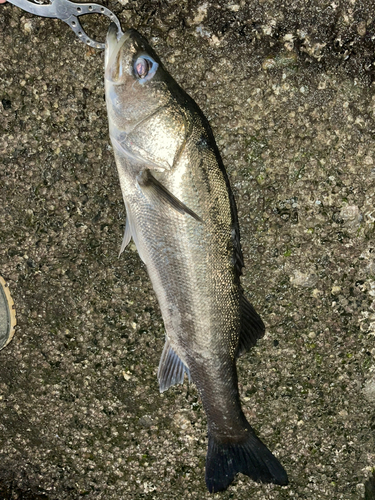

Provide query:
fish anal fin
left=137, top=170, right=203, bottom=222
left=236, top=295, right=265, bottom=357
left=157, top=339, right=191, bottom=392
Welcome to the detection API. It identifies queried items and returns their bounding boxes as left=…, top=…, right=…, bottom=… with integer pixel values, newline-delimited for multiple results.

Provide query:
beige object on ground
left=0, top=276, right=16, bottom=350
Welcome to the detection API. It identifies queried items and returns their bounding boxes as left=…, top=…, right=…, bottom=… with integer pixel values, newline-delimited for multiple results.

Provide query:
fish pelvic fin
left=205, top=428, right=288, bottom=493
left=236, top=294, right=265, bottom=357
left=157, top=339, right=191, bottom=392
left=118, top=201, right=147, bottom=263
left=137, top=170, right=203, bottom=222
left=119, top=216, right=132, bottom=257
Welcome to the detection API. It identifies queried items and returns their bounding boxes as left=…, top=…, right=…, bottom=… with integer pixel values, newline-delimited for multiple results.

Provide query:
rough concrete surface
left=1, top=0, right=375, bottom=498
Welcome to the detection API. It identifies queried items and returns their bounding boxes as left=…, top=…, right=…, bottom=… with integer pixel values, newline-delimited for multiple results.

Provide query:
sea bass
left=105, top=24, right=288, bottom=493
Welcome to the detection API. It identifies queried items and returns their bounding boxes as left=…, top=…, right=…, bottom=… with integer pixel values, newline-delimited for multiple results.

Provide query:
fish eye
left=134, top=55, right=158, bottom=83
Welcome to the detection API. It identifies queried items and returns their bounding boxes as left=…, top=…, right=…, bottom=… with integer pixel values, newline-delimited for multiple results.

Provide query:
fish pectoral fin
left=157, top=339, right=191, bottom=392
left=236, top=295, right=266, bottom=357
left=137, top=170, right=203, bottom=222
left=119, top=216, right=132, bottom=257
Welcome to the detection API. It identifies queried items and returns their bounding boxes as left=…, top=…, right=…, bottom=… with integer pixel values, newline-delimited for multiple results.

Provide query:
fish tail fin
left=205, top=429, right=288, bottom=493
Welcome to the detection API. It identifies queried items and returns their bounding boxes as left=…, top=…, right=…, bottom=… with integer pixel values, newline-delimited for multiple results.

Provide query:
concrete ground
left=1, top=0, right=375, bottom=498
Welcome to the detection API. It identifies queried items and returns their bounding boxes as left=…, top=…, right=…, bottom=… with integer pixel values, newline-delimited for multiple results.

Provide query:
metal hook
left=6, top=0, right=123, bottom=49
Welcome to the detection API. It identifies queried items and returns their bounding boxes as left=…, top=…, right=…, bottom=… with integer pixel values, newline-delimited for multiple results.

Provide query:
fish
left=104, top=23, right=288, bottom=493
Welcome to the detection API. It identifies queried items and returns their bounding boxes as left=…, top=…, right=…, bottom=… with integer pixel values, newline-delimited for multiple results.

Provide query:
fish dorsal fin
left=137, top=170, right=203, bottom=222
left=119, top=216, right=132, bottom=257
left=236, top=294, right=265, bottom=358
left=157, top=338, right=191, bottom=393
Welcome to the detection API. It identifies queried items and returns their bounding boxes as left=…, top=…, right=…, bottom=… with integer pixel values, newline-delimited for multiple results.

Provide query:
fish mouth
left=105, top=23, right=130, bottom=78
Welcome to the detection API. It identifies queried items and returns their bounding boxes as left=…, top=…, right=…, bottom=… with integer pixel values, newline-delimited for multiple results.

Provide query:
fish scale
left=105, top=24, right=288, bottom=493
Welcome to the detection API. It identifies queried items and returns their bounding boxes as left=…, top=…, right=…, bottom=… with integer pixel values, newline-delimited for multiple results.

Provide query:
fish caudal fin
left=205, top=430, right=288, bottom=493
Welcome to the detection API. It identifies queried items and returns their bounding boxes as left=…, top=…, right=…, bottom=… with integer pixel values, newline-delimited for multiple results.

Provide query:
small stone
left=290, top=270, right=318, bottom=288
left=364, top=156, right=373, bottom=165
left=363, top=378, right=375, bottom=402
left=357, top=21, right=367, bottom=36
left=193, top=3, right=208, bottom=24
left=139, top=415, right=153, bottom=428
left=22, top=20, right=34, bottom=34
left=339, top=205, right=362, bottom=228
left=227, top=4, right=240, bottom=12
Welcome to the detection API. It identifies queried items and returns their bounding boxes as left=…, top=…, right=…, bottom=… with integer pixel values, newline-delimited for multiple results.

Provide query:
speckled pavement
left=1, top=1, right=375, bottom=499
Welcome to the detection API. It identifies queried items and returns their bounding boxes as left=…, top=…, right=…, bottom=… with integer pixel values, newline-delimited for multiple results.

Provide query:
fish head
left=105, top=25, right=169, bottom=134
left=105, top=25, right=187, bottom=170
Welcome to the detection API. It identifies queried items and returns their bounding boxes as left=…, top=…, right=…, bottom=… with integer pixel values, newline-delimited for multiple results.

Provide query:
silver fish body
left=105, top=25, right=288, bottom=493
